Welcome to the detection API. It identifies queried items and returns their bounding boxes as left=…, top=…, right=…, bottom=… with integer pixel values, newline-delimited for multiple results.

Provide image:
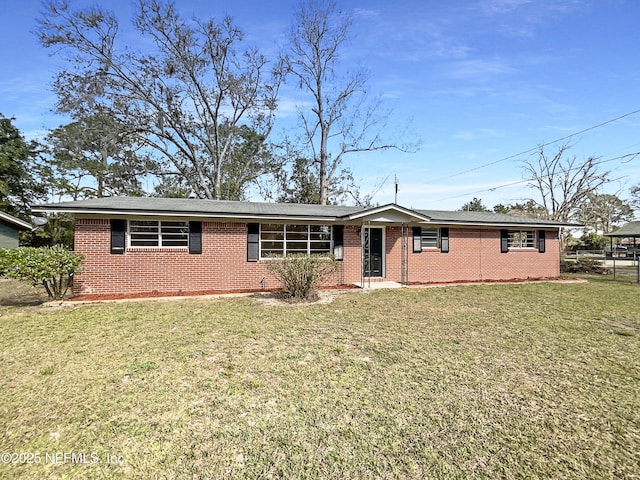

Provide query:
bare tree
left=522, top=143, right=610, bottom=224
left=283, top=0, right=409, bottom=205
left=38, top=0, right=282, bottom=200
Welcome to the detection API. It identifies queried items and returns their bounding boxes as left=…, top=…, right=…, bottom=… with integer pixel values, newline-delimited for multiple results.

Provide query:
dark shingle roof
left=606, top=221, right=640, bottom=237
left=417, top=209, right=571, bottom=226
left=33, top=197, right=362, bottom=220
left=32, top=197, right=574, bottom=227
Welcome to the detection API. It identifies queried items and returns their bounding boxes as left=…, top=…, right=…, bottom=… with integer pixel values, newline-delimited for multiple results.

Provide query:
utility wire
left=435, top=151, right=640, bottom=202
left=426, top=108, right=640, bottom=185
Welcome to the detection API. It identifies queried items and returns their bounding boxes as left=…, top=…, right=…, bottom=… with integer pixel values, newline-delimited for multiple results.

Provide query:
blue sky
left=1, top=0, right=639, bottom=211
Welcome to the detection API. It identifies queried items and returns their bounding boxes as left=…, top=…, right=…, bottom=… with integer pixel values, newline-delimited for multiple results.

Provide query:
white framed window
left=260, top=224, right=332, bottom=258
left=420, top=227, right=439, bottom=248
left=508, top=230, right=535, bottom=249
left=129, top=220, right=189, bottom=247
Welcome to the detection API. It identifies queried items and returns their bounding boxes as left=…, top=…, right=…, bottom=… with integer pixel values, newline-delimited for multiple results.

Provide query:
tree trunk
left=319, top=103, right=329, bottom=205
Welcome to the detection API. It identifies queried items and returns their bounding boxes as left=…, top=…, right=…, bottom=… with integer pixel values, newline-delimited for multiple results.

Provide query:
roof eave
left=0, top=212, right=33, bottom=230
left=31, top=206, right=342, bottom=223
left=604, top=221, right=640, bottom=237
left=605, top=232, right=640, bottom=237
left=430, top=220, right=578, bottom=228
left=31, top=204, right=580, bottom=228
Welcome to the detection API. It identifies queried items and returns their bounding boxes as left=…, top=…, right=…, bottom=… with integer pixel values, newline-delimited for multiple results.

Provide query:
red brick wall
left=74, top=219, right=294, bottom=296
left=338, top=226, right=560, bottom=284
left=73, top=219, right=561, bottom=296
left=388, top=226, right=560, bottom=283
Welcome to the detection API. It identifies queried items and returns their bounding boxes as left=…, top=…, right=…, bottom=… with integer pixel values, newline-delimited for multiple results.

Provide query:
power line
left=426, top=108, right=640, bottom=185
left=435, top=151, right=640, bottom=203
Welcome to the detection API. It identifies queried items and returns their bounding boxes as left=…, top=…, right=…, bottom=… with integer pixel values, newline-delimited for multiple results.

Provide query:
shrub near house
left=0, top=246, right=84, bottom=300
left=265, top=253, right=338, bottom=301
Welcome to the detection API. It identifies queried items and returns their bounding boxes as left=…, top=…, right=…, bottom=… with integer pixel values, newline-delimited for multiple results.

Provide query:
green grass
left=0, top=277, right=638, bottom=479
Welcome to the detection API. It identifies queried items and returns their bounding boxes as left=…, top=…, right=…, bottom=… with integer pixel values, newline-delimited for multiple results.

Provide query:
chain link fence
left=562, top=249, right=640, bottom=282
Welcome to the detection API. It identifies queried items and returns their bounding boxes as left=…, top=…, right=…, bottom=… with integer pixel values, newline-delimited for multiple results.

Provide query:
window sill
left=259, top=254, right=336, bottom=261
left=127, top=247, right=189, bottom=252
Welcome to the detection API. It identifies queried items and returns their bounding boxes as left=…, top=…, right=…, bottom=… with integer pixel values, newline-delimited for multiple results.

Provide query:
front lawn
left=0, top=278, right=638, bottom=478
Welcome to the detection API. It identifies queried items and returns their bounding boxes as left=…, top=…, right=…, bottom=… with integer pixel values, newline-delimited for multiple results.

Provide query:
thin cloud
left=479, top=0, right=535, bottom=15
left=445, top=59, right=516, bottom=81
left=472, top=0, right=589, bottom=38
left=275, top=99, right=311, bottom=118
left=352, top=7, right=380, bottom=21
left=351, top=5, right=472, bottom=63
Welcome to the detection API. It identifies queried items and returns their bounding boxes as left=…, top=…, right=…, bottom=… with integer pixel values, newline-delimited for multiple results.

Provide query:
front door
left=363, top=227, right=384, bottom=277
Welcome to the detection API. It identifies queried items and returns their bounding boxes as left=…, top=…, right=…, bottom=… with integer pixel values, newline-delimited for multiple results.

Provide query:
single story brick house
left=34, top=197, right=571, bottom=297
left=0, top=211, right=32, bottom=249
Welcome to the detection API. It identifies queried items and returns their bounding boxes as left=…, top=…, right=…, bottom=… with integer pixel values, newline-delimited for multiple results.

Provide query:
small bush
left=561, top=258, right=607, bottom=274
left=0, top=246, right=84, bottom=300
left=265, top=254, right=338, bottom=302
left=0, top=250, right=14, bottom=276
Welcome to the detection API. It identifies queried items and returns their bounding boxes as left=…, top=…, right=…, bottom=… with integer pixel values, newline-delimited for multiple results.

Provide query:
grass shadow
left=0, top=278, right=49, bottom=307
left=578, top=272, right=640, bottom=285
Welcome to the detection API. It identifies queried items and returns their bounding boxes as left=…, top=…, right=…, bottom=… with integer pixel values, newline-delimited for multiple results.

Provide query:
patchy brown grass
left=0, top=277, right=49, bottom=310
left=0, top=277, right=638, bottom=478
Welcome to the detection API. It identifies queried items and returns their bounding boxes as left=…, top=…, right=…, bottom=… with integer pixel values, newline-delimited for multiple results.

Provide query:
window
left=161, top=221, right=190, bottom=247
left=508, top=230, right=535, bottom=249
left=421, top=227, right=439, bottom=248
left=129, top=220, right=189, bottom=247
left=260, top=224, right=332, bottom=258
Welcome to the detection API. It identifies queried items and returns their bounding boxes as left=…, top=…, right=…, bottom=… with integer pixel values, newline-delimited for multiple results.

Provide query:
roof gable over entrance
left=342, top=203, right=431, bottom=224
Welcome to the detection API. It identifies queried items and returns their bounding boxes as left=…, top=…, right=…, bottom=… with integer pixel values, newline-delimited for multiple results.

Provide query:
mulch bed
left=67, top=278, right=581, bottom=302
left=69, top=283, right=360, bottom=302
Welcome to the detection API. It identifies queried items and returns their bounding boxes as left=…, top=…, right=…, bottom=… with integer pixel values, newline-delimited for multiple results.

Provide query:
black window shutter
left=500, top=229, right=509, bottom=253
left=189, top=221, right=202, bottom=254
left=247, top=223, right=260, bottom=262
left=538, top=230, right=546, bottom=253
left=440, top=227, right=449, bottom=253
left=110, top=219, right=126, bottom=254
left=412, top=227, right=422, bottom=253
left=333, top=225, right=344, bottom=260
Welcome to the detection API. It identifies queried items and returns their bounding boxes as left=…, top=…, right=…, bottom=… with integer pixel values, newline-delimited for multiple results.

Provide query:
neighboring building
left=0, top=211, right=32, bottom=249
left=605, top=221, right=640, bottom=250
left=33, top=197, right=572, bottom=297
